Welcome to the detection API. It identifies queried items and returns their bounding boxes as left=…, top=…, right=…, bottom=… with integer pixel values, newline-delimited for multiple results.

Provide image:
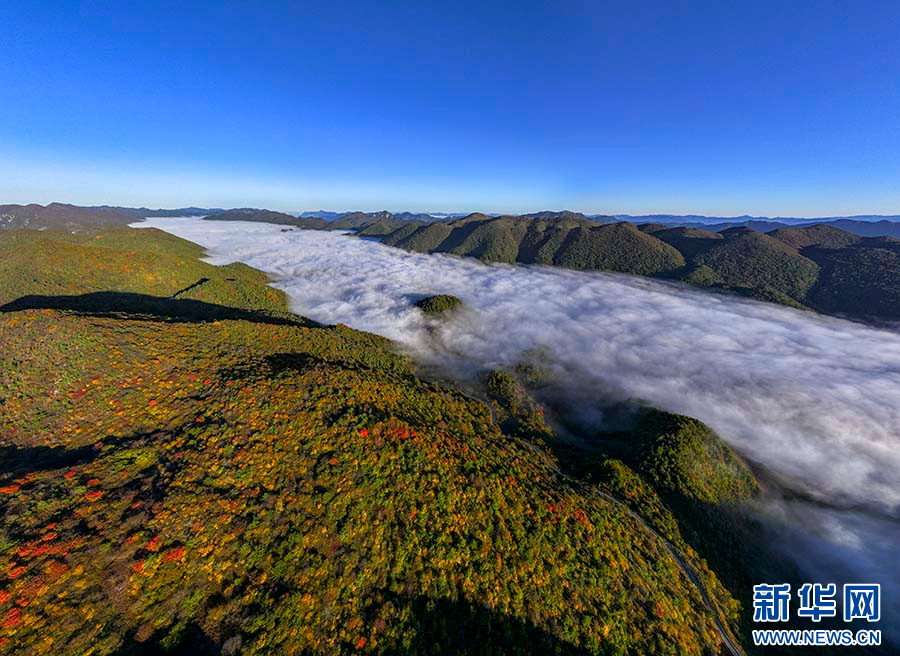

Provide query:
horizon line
left=5, top=199, right=900, bottom=221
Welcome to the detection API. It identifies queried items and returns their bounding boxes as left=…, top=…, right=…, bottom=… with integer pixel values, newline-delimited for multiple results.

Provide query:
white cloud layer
left=140, top=217, right=900, bottom=632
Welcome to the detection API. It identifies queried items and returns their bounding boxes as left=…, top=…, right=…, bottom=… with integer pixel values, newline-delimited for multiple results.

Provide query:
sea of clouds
left=139, top=217, right=900, bottom=633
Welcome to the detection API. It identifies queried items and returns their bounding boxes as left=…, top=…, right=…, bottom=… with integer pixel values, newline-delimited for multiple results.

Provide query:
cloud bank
left=140, top=217, right=900, bottom=631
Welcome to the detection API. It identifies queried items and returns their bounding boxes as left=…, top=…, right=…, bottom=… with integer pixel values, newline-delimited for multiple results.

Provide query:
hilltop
left=0, top=225, right=776, bottom=655
left=414, top=294, right=464, bottom=315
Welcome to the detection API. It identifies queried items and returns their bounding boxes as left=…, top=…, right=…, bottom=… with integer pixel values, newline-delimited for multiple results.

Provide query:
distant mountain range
left=208, top=209, right=442, bottom=232
left=297, top=209, right=464, bottom=222
left=615, top=213, right=900, bottom=225
left=97, top=206, right=224, bottom=217
left=5, top=202, right=900, bottom=322
left=0, top=203, right=222, bottom=229
left=613, top=214, right=900, bottom=239
left=0, top=203, right=138, bottom=229
left=7, top=202, right=900, bottom=236
left=297, top=210, right=345, bottom=220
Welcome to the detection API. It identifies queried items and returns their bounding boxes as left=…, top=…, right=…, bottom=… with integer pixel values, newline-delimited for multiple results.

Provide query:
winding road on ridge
left=456, top=388, right=745, bottom=656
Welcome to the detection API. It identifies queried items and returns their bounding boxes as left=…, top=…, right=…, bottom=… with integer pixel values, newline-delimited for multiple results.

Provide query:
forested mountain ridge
left=370, top=215, right=900, bottom=323
left=0, top=203, right=136, bottom=229
left=93, top=206, right=223, bottom=218
left=0, top=204, right=223, bottom=228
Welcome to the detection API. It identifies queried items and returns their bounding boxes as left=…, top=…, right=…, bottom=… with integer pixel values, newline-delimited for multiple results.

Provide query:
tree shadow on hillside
left=109, top=623, right=225, bottom=656
left=0, top=428, right=165, bottom=479
left=377, top=592, right=593, bottom=655
left=0, top=292, right=319, bottom=327
left=216, top=352, right=392, bottom=385
left=109, top=591, right=590, bottom=656
left=0, top=443, right=99, bottom=477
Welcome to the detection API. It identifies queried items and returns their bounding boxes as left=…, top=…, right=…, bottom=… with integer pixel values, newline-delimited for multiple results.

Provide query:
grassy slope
left=0, top=228, right=740, bottom=656
left=0, top=229, right=285, bottom=312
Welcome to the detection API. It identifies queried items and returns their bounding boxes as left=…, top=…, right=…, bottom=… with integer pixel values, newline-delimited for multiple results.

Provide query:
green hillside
left=383, top=222, right=455, bottom=253
left=553, top=223, right=685, bottom=275
left=692, top=231, right=820, bottom=299
left=368, top=221, right=422, bottom=242
left=0, top=229, right=285, bottom=312
left=0, top=227, right=761, bottom=656
left=518, top=218, right=586, bottom=264
left=382, top=216, right=685, bottom=275
left=768, top=225, right=861, bottom=250
left=414, top=294, right=464, bottom=315
left=805, top=240, right=900, bottom=320
left=327, top=211, right=414, bottom=233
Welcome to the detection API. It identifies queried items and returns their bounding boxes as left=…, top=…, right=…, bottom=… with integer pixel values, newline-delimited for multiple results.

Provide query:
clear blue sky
left=2, top=1, right=899, bottom=216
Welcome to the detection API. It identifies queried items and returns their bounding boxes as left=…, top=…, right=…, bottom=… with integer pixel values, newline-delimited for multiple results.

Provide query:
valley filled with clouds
left=141, top=217, right=900, bottom=632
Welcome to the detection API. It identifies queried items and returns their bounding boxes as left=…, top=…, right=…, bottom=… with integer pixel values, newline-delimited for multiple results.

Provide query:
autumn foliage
left=0, top=228, right=739, bottom=655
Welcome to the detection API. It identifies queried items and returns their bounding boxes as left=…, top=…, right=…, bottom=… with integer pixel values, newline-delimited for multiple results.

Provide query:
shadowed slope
left=0, top=292, right=316, bottom=326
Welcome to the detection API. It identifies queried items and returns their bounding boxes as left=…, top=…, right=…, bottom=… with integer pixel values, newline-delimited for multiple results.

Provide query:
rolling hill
left=692, top=230, right=820, bottom=299
left=766, top=225, right=862, bottom=250
left=382, top=215, right=685, bottom=275
left=553, top=223, right=685, bottom=274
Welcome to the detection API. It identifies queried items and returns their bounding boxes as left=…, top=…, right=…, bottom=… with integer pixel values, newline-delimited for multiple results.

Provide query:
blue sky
left=2, top=1, right=899, bottom=215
